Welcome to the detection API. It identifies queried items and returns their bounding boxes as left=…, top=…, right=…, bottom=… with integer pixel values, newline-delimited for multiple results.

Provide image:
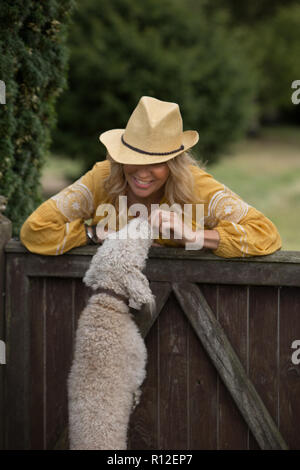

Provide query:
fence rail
left=1, top=232, right=300, bottom=449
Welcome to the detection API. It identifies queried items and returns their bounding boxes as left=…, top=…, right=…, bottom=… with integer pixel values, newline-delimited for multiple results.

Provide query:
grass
left=43, top=125, right=300, bottom=251
left=206, top=125, right=300, bottom=251
left=41, top=153, right=85, bottom=197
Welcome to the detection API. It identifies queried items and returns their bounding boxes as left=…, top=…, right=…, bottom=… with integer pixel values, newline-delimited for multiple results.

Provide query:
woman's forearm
left=203, top=229, right=220, bottom=250
left=88, top=222, right=220, bottom=251
left=182, top=228, right=220, bottom=250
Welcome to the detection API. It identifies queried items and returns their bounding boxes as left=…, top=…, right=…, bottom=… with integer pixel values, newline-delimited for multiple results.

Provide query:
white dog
left=67, top=217, right=155, bottom=450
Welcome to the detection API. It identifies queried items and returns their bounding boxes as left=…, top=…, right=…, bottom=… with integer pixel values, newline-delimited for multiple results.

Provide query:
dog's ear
left=123, top=268, right=156, bottom=315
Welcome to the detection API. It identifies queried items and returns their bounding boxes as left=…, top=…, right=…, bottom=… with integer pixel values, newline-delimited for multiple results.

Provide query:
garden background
left=1, top=0, right=300, bottom=249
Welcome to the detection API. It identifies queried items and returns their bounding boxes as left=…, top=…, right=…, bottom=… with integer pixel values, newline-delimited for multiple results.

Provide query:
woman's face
left=123, top=163, right=170, bottom=200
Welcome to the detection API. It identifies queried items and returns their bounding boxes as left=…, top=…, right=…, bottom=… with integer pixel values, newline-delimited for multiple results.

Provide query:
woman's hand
left=148, top=209, right=202, bottom=248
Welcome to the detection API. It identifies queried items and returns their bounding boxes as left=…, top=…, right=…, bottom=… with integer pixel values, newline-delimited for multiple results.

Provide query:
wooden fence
left=1, top=220, right=300, bottom=450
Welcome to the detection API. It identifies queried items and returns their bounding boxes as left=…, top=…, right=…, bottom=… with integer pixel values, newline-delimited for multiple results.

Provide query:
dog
left=67, top=217, right=155, bottom=449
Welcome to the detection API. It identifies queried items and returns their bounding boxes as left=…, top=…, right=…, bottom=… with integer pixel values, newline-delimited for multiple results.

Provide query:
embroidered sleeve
left=206, top=184, right=282, bottom=258
left=20, top=164, right=99, bottom=256
left=205, top=184, right=250, bottom=229
left=50, top=177, right=94, bottom=222
left=189, top=165, right=282, bottom=258
left=212, top=205, right=282, bottom=258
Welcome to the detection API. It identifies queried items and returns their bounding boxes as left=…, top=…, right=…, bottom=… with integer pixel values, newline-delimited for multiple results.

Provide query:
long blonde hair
left=103, top=151, right=207, bottom=209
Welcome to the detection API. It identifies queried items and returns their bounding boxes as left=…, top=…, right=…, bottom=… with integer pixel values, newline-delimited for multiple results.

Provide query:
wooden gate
left=2, top=236, right=300, bottom=450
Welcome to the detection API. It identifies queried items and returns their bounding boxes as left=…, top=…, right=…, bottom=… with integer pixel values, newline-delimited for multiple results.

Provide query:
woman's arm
left=20, top=203, right=89, bottom=255
left=20, top=163, right=101, bottom=255
left=189, top=165, right=282, bottom=258
left=204, top=229, right=220, bottom=250
left=211, top=206, right=282, bottom=258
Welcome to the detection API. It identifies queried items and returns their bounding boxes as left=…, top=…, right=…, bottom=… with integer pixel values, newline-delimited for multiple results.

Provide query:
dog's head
left=83, top=217, right=156, bottom=314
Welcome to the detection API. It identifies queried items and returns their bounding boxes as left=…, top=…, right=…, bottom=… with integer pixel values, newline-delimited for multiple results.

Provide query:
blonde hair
left=103, top=151, right=207, bottom=210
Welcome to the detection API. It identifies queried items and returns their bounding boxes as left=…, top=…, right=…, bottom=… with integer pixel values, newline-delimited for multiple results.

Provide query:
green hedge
left=0, top=0, right=75, bottom=237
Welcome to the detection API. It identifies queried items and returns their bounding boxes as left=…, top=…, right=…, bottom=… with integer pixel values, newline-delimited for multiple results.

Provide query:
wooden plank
left=6, top=241, right=300, bottom=287
left=22, top=255, right=90, bottom=279
left=7, top=247, right=300, bottom=287
left=133, top=281, right=172, bottom=338
left=8, top=240, right=300, bottom=264
left=128, top=309, right=160, bottom=450
left=279, top=287, right=300, bottom=449
left=159, top=292, right=189, bottom=449
left=248, top=286, right=279, bottom=450
left=217, top=285, right=249, bottom=449
left=146, top=249, right=300, bottom=265
left=29, top=277, right=45, bottom=449
left=129, top=283, right=173, bottom=447
left=145, top=258, right=300, bottom=287
left=172, top=282, right=288, bottom=450
left=5, top=255, right=30, bottom=449
left=45, top=278, right=73, bottom=450
left=189, top=284, right=218, bottom=449
left=0, top=215, right=12, bottom=450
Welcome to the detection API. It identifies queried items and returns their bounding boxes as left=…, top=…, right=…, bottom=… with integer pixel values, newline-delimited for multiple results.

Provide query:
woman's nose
left=135, top=168, right=152, bottom=178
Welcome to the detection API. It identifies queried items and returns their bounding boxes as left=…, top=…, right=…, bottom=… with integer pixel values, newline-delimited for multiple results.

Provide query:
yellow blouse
left=20, top=160, right=282, bottom=258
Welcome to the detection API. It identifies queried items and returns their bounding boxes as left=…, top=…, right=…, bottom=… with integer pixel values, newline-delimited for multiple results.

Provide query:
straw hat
left=99, top=96, right=199, bottom=165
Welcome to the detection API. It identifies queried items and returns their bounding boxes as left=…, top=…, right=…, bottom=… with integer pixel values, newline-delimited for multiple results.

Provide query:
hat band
left=121, top=134, right=184, bottom=156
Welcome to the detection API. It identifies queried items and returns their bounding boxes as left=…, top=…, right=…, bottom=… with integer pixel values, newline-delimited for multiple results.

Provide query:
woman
left=20, top=96, right=282, bottom=258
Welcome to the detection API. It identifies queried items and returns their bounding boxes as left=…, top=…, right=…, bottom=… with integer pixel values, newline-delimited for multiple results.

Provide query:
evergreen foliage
left=253, top=4, right=300, bottom=119
left=0, top=0, right=75, bottom=237
left=52, top=0, right=257, bottom=173
left=201, top=0, right=300, bottom=122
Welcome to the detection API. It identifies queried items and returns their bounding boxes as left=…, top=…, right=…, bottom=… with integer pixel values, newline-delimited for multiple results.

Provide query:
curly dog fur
left=67, top=217, right=155, bottom=450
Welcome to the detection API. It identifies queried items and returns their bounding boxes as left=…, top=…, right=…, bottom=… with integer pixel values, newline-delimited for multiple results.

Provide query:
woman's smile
left=132, top=176, right=154, bottom=189
left=123, top=163, right=170, bottom=201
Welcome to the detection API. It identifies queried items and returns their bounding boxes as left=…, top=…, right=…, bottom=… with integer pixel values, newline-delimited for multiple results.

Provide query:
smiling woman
left=20, top=96, right=282, bottom=258
left=123, top=161, right=170, bottom=209
left=103, top=151, right=208, bottom=248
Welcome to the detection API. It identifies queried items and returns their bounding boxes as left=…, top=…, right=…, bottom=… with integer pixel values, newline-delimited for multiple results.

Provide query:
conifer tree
left=0, top=0, right=75, bottom=237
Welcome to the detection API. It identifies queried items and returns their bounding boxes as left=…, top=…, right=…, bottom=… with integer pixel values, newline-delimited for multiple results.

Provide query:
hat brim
left=99, top=129, right=199, bottom=165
